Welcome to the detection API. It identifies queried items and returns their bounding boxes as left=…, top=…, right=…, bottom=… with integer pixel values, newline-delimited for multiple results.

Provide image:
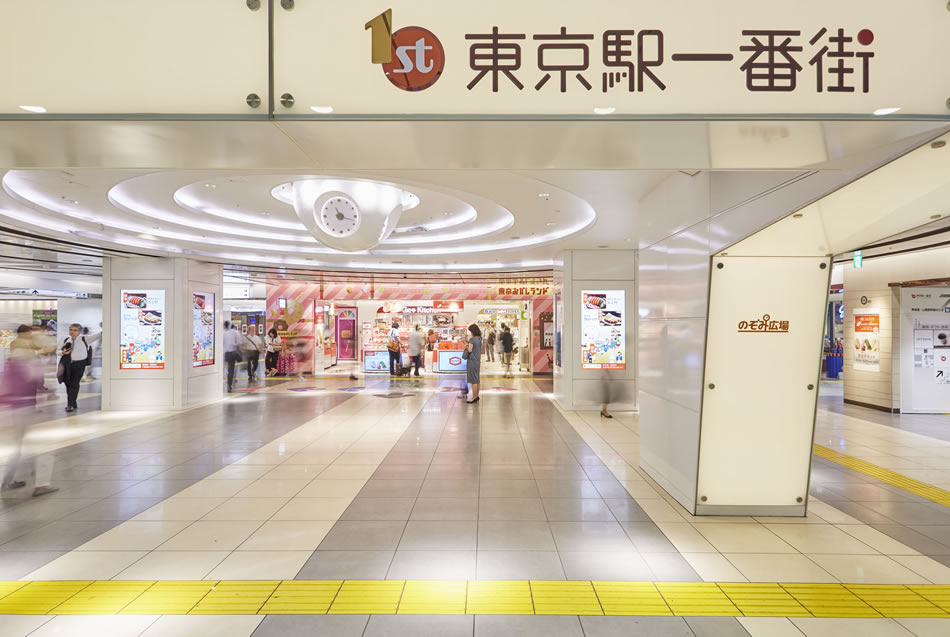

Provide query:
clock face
left=319, top=195, right=361, bottom=237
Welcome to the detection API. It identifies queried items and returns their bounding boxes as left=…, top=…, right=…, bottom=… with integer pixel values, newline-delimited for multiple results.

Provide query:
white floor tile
left=271, top=497, right=353, bottom=521
left=0, top=615, right=54, bottom=637
left=140, top=615, right=264, bottom=637
left=235, top=478, right=312, bottom=498
left=133, top=497, right=227, bottom=521
left=681, top=552, right=748, bottom=582
left=636, top=498, right=690, bottom=522
left=895, top=618, right=950, bottom=637
left=175, top=479, right=256, bottom=498
left=205, top=465, right=273, bottom=480
left=156, top=520, right=262, bottom=551
left=28, top=615, right=158, bottom=637
left=656, top=523, right=717, bottom=553
left=836, top=525, right=920, bottom=556
left=201, top=497, right=290, bottom=521
left=113, top=551, right=229, bottom=580
left=262, top=464, right=327, bottom=479
left=75, top=520, right=191, bottom=551
left=238, top=520, right=334, bottom=550
left=737, top=617, right=805, bottom=637
left=806, top=554, right=930, bottom=584
left=807, top=501, right=864, bottom=525
left=296, top=478, right=366, bottom=499
left=22, top=551, right=146, bottom=580
left=765, top=524, right=878, bottom=554
left=790, top=618, right=914, bottom=637
left=203, top=550, right=312, bottom=579
left=723, top=553, right=836, bottom=583
left=889, top=555, right=950, bottom=584
left=694, top=524, right=796, bottom=553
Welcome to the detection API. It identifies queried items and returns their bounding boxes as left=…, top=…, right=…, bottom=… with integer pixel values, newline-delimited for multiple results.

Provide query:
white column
left=101, top=257, right=223, bottom=411
left=554, top=249, right=637, bottom=411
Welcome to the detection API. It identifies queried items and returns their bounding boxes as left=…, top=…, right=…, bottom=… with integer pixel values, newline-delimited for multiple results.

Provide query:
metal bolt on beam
left=246, top=93, right=261, bottom=108
left=246, top=0, right=261, bottom=10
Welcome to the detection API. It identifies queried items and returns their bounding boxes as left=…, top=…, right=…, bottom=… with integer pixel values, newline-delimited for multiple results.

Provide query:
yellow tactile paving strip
left=1, top=580, right=950, bottom=617
left=814, top=444, right=950, bottom=508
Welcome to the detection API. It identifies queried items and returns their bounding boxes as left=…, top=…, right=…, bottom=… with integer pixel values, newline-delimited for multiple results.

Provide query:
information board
left=581, top=290, right=625, bottom=370
left=439, top=350, right=468, bottom=373
left=853, top=309, right=880, bottom=372
left=364, top=350, right=391, bottom=372
left=192, top=292, right=215, bottom=368
left=901, top=288, right=950, bottom=413
left=120, top=290, right=165, bottom=369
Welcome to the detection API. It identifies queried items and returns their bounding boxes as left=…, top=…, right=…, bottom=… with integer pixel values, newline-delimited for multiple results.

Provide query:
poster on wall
left=31, top=309, right=57, bottom=334
left=581, top=290, right=626, bottom=370
left=900, top=288, right=950, bottom=412
left=853, top=309, right=881, bottom=372
left=554, top=291, right=562, bottom=368
left=192, top=292, right=215, bottom=367
left=120, top=290, right=165, bottom=369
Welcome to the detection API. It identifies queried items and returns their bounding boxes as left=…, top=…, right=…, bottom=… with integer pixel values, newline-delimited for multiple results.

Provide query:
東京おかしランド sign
left=275, top=0, right=950, bottom=117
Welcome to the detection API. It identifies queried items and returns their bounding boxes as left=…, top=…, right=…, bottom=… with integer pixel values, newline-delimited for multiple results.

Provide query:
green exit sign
left=853, top=250, right=863, bottom=268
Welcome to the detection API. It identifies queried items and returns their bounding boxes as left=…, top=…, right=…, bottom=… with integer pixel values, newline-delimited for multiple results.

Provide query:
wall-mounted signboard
left=192, top=292, right=215, bottom=367
left=119, top=290, right=165, bottom=369
left=853, top=308, right=881, bottom=372
left=901, top=288, right=950, bottom=413
left=581, top=290, right=625, bottom=370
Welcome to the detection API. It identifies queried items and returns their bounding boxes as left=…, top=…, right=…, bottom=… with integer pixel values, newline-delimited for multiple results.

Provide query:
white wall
left=843, top=247, right=950, bottom=411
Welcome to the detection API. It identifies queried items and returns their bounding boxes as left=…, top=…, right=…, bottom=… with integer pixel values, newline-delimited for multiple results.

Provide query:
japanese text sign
left=277, top=0, right=950, bottom=117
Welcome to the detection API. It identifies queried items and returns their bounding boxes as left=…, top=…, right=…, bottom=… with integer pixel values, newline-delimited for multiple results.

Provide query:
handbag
left=387, top=338, right=401, bottom=353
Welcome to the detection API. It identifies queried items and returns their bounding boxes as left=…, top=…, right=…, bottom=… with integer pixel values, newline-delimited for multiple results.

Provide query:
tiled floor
left=4, top=376, right=950, bottom=635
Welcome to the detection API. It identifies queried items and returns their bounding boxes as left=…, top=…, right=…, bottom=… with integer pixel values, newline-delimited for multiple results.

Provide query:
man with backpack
left=60, top=323, right=100, bottom=412
left=501, top=325, right=514, bottom=378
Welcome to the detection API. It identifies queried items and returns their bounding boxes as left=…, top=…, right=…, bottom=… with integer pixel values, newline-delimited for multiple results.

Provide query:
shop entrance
left=336, top=308, right=357, bottom=360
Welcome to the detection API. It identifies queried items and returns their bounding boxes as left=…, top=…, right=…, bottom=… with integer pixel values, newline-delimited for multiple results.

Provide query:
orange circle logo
left=381, top=26, right=445, bottom=91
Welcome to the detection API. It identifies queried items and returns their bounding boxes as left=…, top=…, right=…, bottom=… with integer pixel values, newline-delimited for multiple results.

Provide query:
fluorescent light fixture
left=310, top=105, right=334, bottom=114
left=593, top=106, right=616, bottom=115
left=873, top=107, right=901, bottom=116
left=538, top=193, right=550, bottom=198
left=18, top=105, right=46, bottom=113
left=137, top=233, right=159, bottom=241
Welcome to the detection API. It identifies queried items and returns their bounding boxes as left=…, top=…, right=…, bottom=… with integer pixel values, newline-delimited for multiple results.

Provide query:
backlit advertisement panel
left=581, top=290, right=625, bottom=370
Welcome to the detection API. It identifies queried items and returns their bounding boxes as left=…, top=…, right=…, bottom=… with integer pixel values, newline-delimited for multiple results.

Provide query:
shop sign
left=434, top=301, right=464, bottom=310
left=496, top=285, right=551, bottom=296
left=737, top=314, right=789, bottom=333
left=279, top=1, right=950, bottom=117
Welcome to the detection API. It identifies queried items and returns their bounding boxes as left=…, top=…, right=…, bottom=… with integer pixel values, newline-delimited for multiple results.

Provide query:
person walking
left=486, top=327, right=496, bottom=362
left=60, top=323, right=100, bottom=412
left=223, top=321, right=242, bottom=392
left=264, top=328, right=282, bottom=377
left=409, top=325, right=425, bottom=377
left=2, top=326, right=58, bottom=496
left=463, top=324, right=482, bottom=404
left=243, top=331, right=263, bottom=381
left=500, top=324, right=514, bottom=378
left=387, top=320, right=402, bottom=377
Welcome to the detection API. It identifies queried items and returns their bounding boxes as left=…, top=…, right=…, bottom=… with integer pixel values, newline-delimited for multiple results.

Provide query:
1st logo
left=365, top=9, right=445, bottom=91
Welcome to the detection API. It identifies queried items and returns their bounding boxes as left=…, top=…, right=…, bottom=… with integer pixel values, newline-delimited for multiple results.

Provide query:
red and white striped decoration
left=532, top=297, right=554, bottom=373
left=321, top=283, right=371, bottom=300
left=265, top=282, right=315, bottom=374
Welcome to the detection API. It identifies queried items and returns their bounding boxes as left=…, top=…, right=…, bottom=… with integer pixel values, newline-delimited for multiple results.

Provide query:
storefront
left=264, top=281, right=552, bottom=375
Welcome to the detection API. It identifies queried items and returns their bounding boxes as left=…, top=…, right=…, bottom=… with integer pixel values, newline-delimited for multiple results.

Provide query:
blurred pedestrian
left=264, top=327, right=282, bottom=377
left=60, top=323, right=100, bottom=412
left=409, top=325, right=424, bottom=377
left=2, top=325, right=58, bottom=496
left=387, top=320, right=401, bottom=377
left=223, top=321, right=242, bottom=392
left=500, top=324, right=514, bottom=378
left=30, top=325, right=55, bottom=392
left=243, top=330, right=263, bottom=381
left=485, top=327, right=496, bottom=362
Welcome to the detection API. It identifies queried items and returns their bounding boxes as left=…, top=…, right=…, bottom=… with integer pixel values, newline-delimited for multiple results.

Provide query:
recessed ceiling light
left=204, top=183, right=216, bottom=188
left=546, top=222, right=556, bottom=226
left=137, top=233, right=159, bottom=241
left=593, top=106, right=616, bottom=115
left=310, top=105, right=334, bottom=114
left=872, top=107, right=901, bottom=116
left=538, top=193, right=550, bottom=198
left=18, top=105, right=46, bottom=113
left=71, top=200, right=79, bottom=204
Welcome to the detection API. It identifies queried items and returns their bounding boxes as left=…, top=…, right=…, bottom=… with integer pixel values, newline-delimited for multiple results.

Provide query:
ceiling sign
left=275, top=0, right=950, bottom=117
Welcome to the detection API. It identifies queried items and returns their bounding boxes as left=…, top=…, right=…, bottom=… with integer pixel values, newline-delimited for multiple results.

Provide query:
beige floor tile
left=235, top=479, right=312, bottom=498
left=205, top=465, right=274, bottom=480
left=201, top=497, right=290, bottom=521
left=23, top=551, right=146, bottom=580
left=723, top=553, right=836, bottom=583
left=132, top=497, right=227, bottom=521
left=806, top=501, right=864, bottom=525
left=319, top=464, right=378, bottom=480
left=889, top=555, right=950, bottom=584
left=636, top=498, right=690, bottom=522
left=656, top=523, right=717, bottom=553
left=754, top=515, right=827, bottom=524
left=204, top=550, right=312, bottom=580
left=175, top=479, right=257, bottom=498
left=619, top=480, right=665, bottom=498
left=140, top=615, right=264, bottom=637
left=238, top=520, right=334, bottom=551
left=114, top=551, right=229, bottom=580
left=296, top=478, right=366, bottom=499
left=76, top=520, right=191, bottom=551
left=790, top=618, right=914, bottom=637
left=284, top=451, right=344, bottom=464
left=29, top=615, right=158, bottom=637
left=836, top=525, right=920, bottom=555
left=765, top=524, right=878, bottom=554
left=695, top=524, right=796, bottom=553
left=262, top=464, right=327, bottom=479
left=737, top=617, right=806, bottom=637
left=895, top=618, right=950, bottom=637
left=806, top=554, right=930, bottom=584
left=332, top=451, right=390, bottom=465
left=0, top=616, right=54, bottom=637
left=156, top=520, right=262, bottom=551
left=681, top=553, right=748, bottom=582
left=271, top=497, right=353, bottom=521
